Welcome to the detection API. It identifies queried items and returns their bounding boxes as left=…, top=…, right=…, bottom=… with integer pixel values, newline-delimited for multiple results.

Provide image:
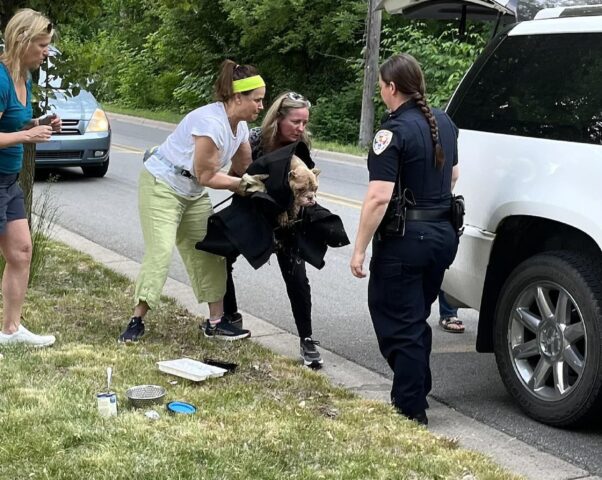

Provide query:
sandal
left=439, top=316, right=465, bottom=333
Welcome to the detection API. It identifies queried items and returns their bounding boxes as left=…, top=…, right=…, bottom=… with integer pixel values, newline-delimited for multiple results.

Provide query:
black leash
left=212, top=193, right=235, bottom=210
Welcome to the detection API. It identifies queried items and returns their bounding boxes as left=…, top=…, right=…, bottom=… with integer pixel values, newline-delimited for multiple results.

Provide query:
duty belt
left=405, top=207, right=450, bottom=222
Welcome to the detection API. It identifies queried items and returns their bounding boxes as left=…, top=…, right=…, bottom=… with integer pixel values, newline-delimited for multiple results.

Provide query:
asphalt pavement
left=44, top=111, right=602, bottom=480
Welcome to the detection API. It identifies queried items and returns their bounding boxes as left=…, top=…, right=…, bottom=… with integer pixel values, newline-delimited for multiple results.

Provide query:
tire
left=82, top=158, right=109, bottom=178
left=493, top=251, right=602, bottom=427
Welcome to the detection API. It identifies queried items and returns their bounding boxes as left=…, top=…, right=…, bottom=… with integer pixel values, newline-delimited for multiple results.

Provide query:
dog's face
left=289, top=155, right=320, bottom=207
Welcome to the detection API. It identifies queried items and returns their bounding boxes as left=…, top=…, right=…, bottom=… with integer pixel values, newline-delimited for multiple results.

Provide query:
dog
left=278, top=155, right=320, bottom=227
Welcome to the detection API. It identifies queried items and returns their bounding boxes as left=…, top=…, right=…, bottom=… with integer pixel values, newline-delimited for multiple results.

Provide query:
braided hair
left=380, top=54, right=445, bottom=170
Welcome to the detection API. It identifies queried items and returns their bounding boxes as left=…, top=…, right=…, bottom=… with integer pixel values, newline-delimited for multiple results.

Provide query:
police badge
left=372, top=130, right=393, bottom=155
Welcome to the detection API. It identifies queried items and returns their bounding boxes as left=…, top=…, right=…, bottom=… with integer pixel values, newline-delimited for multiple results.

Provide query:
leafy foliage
left=380, top=20, right=489, bottom=108
left=2, top=1, right=489, bottom=143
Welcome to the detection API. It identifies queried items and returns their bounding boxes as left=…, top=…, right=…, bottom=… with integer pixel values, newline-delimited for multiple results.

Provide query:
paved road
left=34, top=116, right=602, bottom=476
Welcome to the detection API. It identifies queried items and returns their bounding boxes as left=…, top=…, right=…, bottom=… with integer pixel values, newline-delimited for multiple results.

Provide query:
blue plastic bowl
left=166, top=401, right=196, bottom=415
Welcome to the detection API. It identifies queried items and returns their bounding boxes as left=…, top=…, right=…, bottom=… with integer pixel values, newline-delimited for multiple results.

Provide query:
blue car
left=36, top=88, right=111, bottom=177
left=36, top=48, right=111, bottom=178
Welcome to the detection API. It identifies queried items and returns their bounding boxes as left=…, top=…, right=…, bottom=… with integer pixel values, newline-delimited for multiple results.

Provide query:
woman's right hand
left=23, top=125, right=53, bottom=143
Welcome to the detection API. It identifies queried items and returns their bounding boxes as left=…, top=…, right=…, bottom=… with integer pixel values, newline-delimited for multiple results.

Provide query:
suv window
left=452, top=33, right=602, bottom=145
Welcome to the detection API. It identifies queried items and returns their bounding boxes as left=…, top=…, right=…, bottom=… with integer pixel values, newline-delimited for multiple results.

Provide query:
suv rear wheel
left=494, top=251, right=602, bottom=427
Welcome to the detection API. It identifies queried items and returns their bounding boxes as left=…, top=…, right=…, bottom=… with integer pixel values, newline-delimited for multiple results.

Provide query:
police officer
left=350, top=53, right=459, bottom=425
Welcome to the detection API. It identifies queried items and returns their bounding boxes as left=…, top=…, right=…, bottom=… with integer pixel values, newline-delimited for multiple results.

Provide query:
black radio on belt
left=450, top=194, right=465, bottom=236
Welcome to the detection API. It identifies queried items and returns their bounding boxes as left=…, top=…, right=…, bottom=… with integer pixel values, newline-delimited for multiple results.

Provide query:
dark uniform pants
left=368, top=221, right=458, bottom=417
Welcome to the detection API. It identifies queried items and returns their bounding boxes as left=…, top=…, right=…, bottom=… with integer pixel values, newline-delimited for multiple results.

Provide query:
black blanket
left=195, top=141, right=349, bottom=269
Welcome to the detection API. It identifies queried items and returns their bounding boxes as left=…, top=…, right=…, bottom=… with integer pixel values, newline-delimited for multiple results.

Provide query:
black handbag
left=451, top=194, right=465, bottom=236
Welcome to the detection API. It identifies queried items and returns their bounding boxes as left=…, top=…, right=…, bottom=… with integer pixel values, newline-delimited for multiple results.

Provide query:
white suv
left=442, top=5, right=602, bottom=427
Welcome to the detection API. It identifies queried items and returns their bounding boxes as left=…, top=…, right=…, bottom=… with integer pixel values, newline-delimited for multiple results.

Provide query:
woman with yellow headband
left=118, top=59, right=267, bottom=343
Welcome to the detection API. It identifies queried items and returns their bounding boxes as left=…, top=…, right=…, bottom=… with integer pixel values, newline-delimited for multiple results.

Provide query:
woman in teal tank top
left=0, top=9, right=61, bottom=348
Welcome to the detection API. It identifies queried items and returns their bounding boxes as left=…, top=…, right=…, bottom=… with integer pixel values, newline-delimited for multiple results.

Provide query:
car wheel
left=82, top=158, right=109, bottom=178
left=494, top=251, right=602, bottom=427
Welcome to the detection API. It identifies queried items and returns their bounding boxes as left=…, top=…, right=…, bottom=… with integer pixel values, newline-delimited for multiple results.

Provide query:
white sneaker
left=0, top=325, right=56, bottom=348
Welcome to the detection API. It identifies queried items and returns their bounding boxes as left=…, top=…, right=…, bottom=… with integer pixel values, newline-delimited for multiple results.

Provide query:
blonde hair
left=260, top=91, right=312, bottom=153
left=0, top=8, right=53, bottom=84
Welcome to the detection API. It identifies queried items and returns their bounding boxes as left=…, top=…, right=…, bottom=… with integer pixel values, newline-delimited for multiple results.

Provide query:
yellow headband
left=232, top=75, right=265, bottom=93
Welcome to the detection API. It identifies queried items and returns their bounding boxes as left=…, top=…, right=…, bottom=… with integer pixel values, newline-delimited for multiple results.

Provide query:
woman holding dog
left=118, top=60, right=268, bottom=343
left=0, top=9, right=61, bottom=348
left=350, top=53, right=459, bottom=425
left=223, top=91, right=324, bottom=368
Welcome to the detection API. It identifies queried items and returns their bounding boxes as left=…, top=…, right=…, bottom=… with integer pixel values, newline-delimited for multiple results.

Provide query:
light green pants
left=134, top=168, right=226, bottom=309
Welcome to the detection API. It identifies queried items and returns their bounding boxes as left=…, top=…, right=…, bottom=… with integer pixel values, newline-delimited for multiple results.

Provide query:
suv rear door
left=376, top=0, right=517, bottom=20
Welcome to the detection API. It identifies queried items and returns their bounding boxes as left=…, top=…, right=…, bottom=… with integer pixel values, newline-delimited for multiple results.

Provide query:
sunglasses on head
left=285, top=92, right=311, bottom=108
left=46, top=22, right=53, bottom=33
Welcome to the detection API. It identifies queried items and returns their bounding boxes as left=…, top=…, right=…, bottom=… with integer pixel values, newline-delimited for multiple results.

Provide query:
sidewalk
left=52, top=223, right=600, bottom=480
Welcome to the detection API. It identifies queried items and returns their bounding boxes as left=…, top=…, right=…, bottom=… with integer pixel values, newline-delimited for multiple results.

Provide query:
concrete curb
left=107, top=111, right=368, bottom=166
left=50, top=223, right=600, bottom=480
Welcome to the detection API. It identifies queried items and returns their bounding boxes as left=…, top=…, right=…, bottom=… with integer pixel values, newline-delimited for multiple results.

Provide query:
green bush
left=172, top=70, right=216, bottom=113
left=380, top=22, right=488, bottom=108
left=310, top=83, right=363, bottom=144
left=115, top=53, right=159, bottom=109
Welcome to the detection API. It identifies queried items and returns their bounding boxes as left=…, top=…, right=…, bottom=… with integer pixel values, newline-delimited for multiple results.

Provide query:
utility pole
left=358, top=0, right=382, bottom=149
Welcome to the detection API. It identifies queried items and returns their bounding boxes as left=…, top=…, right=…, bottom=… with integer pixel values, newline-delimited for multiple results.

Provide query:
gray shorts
left=0, top=174, right=26, bottom=235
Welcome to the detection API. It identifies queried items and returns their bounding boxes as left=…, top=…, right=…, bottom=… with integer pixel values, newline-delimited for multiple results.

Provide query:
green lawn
left=0, top=241, right=521, bottom=479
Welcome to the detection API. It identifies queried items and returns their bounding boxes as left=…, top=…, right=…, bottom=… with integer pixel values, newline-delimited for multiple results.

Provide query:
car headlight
left=86, top=108, right=109, bottom=133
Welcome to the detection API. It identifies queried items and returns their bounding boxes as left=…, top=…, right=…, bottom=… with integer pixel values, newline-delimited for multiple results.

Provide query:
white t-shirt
left=145, top=102, right=249, bottom=197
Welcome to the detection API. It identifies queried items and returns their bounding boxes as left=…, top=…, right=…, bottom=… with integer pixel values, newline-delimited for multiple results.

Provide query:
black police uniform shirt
left=367, top=99, right=459, bottom=209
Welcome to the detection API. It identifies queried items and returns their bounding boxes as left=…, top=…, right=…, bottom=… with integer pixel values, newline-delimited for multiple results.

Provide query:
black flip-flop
left=439, top=316, right=465, bottom=333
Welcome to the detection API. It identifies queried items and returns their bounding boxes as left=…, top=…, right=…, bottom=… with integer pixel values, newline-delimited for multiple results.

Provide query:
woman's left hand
left=350, top=251, right=367, bottom=278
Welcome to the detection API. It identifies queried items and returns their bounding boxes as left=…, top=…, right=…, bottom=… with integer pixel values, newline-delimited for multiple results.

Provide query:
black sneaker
left=118, top=316, right=145, bottom=343
left=300, top=337, right=323, bottom=368
left=222, top=312, right=243, bottom=329
left=393, top=404, right=429, bottom=426
left=408, top=411, right=429, bottom=426
left=203, top=319, right=251, bottom=341
left=410, top=412, right=429, bottom=427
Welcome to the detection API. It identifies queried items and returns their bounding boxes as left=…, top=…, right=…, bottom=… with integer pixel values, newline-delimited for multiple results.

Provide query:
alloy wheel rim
left=508, top=281, right=587, bottom=401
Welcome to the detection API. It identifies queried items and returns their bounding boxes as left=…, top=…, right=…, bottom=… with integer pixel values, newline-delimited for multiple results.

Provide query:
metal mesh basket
left=126, top=385, right=166, bottom=408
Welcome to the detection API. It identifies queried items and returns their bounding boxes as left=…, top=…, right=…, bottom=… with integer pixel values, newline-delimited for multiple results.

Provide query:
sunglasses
left=285, top=92, right=311, bottom=108
left=46, top=22, right=53, bottom=33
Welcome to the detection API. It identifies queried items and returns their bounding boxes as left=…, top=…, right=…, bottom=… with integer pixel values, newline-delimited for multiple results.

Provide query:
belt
left=405, top=208, right=450, bottom=221
left=147, top=148, right=194, bottom=179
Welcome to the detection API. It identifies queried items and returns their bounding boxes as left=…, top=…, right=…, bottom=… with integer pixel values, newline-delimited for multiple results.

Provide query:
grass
left=104, top=102, right=185, bottom=124
left=0, top=241, right=522, bottom=480
left=103, top=103, right=369, bottom=157
left=312, top=140, right=367, bottom=158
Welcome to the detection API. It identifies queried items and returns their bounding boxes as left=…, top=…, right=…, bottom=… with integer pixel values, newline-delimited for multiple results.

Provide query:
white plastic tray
left=156, top=358, right=227, bottom=382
